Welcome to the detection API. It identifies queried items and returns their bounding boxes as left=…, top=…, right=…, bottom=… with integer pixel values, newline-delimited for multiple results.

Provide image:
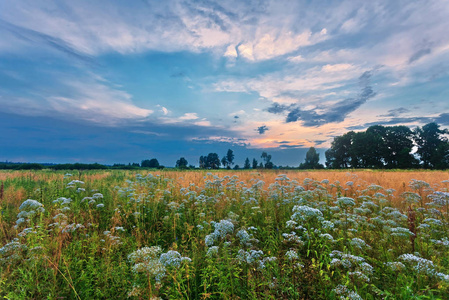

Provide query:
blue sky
left=1, top=0, right=448, bottom=166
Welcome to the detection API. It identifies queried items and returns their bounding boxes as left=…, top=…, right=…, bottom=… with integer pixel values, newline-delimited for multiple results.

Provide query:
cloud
left=435, top=113, right=449, bottom=126
left=409, top=47, right=432, bottom=64
left=160, top=106, right=170, bottom=115
left=272, top=70, right=377, bottom=126
left=266, top=102, right=292, bottom=114
left=194, top=120, right=212, bottom=126
left=256, top=125, right=269, bottom=134
left=0, top=19, right=94, bottom=64
left=378, top=107, right=410, bottom=117
left=179, top=113, right=199, bottom=120
left=46, top=81, right=153, bottom=124
left=191, top=136, right=248, bottom=146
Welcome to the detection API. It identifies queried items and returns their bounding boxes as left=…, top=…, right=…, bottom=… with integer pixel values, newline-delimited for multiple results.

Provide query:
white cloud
left=194, top=120, right=211, bottom=126
left=214, top=63, right=360, bottom=101
left=46, top=80, right=153, bottom=124
left=179, top=112, right=199, bottom=120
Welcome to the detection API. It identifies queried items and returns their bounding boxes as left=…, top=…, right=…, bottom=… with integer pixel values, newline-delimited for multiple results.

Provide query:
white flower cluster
left=236, top=229, right=251, bottom=245
left=291, top=205, right=324, bottom=223
left=205, top=219, right=234, bottom=247
left=334, top=197, right=356, bottom=208
left=206, top=246, right=219, bottom=257
left=159, top=250, right=191, bottom=268
left=332, top=285, right=363, bottom=300
left=431, top=237, right=449, bottom=248
left=389, top=227, right=415, bottom=238
left=350, top=238, right=371, bottom=250
left=330, top=251, right=373, bottom=282
left=0, top=239, right=27, bottom=265
left=128, top=246, right=191, bottom=282
left=282, top=232, right=305, bottom=246
left=15, top=199, right=45, bottom=228
left=128, top=246, right=166, bottom=282
left=62, top=223, right=85, bottom=233
left=398, top=254, right=441, bottom=277
left=385, top=261, right=406, bottom=272
left=285, top=249, right=299, bottom=261
left=236, top=249, right=276, bottom=270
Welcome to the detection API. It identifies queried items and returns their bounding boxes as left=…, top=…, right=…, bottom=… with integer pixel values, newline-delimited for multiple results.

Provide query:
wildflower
left=385, top=261, right=406, bottom=271
left=398, top=254, right=436, bottom=276
left=285, top=249, right=299, bottom=261
left=128, top=246, right=166, bottom=282
left=0, top=239, right=27, bottom=265
left=390, top=227, right=415, bottom=238
left=320, top=233, right=334, bottom=241
left=350, top=238, right=371, bottom=250
left=237, top=229, right=251, bottom=245
left=333, top=285, right=363, bottom=300
left=92, top=193, right=104, bottom=199
left=159, top=250, right=191, bottom=268
left=206, top=246, right=219, bottom=257
left=334, top=197, right=355, bottom=208
left=19, top=199, right=45, bottom=213
left=282, top=232, right=305, bottom=245
left=291, top=205, right=323, bottom=223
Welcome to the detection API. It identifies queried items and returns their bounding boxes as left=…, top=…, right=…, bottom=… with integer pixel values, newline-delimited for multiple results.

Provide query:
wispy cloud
left=179, top=113, right=199, bottom=120
left=264, top=70, right=377, bottom=127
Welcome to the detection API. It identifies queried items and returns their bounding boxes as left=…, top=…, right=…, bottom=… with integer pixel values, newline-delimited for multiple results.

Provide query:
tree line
left=1, top=122, right=447, bottom=170
left=325, top=122, right=449, bottom=169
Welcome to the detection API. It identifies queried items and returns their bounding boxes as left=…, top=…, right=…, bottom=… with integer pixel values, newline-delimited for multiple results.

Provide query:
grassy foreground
left=1, top=169, right=449, bottom=299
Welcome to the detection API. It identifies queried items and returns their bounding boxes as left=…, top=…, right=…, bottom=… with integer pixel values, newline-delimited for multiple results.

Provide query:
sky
left=1, top=0, right=449, bottom=167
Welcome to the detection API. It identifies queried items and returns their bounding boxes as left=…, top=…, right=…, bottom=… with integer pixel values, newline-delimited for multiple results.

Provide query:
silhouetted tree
left=261, top=152, right=273, bottom=169
left=202, top=153, right=221, bottom=169
left=221, top=156, right=229, bottom=169
left=414, top=122, right=449, bottom=169
left=141, top=158, right=159, bottom=168
left=244, top=157, right=251, bottom=169
left=252, top=158, right=258, bottom=169
left=299, top=147, right=324, bottom=169
left=199, top=156, right=206, bottom=169
left=325, top=131, right=356, bottom=168
left=226, top=149, right=235, bottom=167
left=383, top=126, right=418, bottom=168
left=176, top=157, right=188, bottom=169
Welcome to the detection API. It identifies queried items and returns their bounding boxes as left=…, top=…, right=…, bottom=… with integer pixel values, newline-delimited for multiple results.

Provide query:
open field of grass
left=1, top=169, right=449, bottom=299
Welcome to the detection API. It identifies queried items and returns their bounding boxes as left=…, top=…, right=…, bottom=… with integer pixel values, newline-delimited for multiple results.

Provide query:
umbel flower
left=128, top=246, right=191, bottom=282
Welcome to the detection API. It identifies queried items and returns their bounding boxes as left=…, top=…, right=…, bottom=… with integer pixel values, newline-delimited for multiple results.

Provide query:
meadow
left=1, top=169, right=449, bottom=299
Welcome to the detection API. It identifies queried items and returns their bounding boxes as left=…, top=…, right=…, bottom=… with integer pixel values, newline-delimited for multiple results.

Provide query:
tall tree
left=414, top=122, right=449, bottom=169
left=226, top=149, right=235, bottom=167
left=244, top=157, right=251, bottom=169
left=176, top=157, right=188, bottom=169
left=199, top=156, right=206, bottom=169
left=252, top=158, right=258, bottom=169
left=325, top=131, right=356, bottom=168
left=205, top=153, right=221, bottom=169
left=383, top=126, right=417, bottom=168
left=221, top=156, right=229, bottom=169
left=141, top=158, right=159, bottom=168
left=261, top=152, right=273, bottom=169
left=299, top=147, right=324, bottom=169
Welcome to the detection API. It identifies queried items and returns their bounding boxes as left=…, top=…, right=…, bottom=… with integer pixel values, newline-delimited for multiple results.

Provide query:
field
left=1, top=169, right=449, bottom=299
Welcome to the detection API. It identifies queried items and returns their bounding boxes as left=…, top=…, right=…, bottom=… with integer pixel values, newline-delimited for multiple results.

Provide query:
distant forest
left=1, top=122, right=448, bottom=171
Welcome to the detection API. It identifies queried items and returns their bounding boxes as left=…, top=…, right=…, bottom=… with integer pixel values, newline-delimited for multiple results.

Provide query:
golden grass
left=1, top=169, right=448, bottom=207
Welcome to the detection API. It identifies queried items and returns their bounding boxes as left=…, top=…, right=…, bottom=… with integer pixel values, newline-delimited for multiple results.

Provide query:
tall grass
left=1, top=169, right=448, bottom=299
